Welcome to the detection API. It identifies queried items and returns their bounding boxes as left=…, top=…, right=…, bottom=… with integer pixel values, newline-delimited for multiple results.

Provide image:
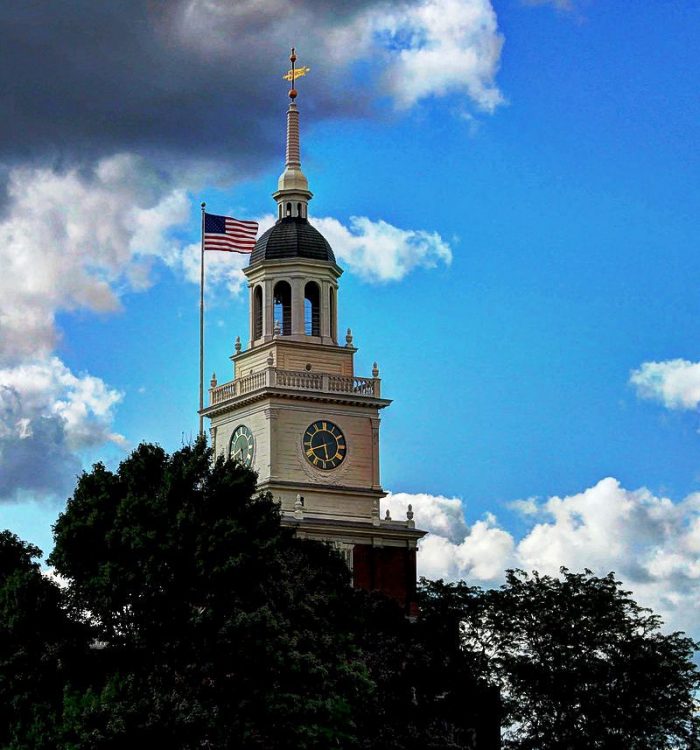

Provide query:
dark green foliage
left=422, top=570, right=700, bottom=749
left=49, top=439, right=371, bottom=749
left=0, top=531, right=85, bottom=750
left=2, top=438, right=698, bottom=748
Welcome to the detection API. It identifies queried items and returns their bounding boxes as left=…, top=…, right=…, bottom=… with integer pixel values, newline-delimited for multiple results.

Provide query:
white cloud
left=630, top=359, right=700, bottom=411
left=314, top=215, right=452, bottom=283
left=0, top=358, right=124, bottom=450
left=508, top=497, right=539, bottom=516
left=0, top=358, right=124, bottom=502
left=386, top=478, right=700, bottom=638
left=387, top=491, right=469, bottom=541
left=0, top=154, right=189, bottom=365
left=371, top=0, right=505, bottom=110
left=386, top=491, right=515, bottom=583
left=522, top=0, right=574, bottom=10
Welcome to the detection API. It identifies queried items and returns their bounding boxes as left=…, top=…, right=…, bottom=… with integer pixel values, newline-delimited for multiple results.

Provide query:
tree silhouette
left=1, top=438, right=696, bottom=749
left=421, top=569, right=700, bottom=749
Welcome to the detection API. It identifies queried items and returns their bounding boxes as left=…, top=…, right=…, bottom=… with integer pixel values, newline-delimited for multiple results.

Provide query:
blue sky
left=1, top=0, right=699, bottom=639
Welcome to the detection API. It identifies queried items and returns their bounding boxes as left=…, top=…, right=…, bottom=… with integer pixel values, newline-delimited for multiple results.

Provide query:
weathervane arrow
left=282, top=66, right=310, bottom=81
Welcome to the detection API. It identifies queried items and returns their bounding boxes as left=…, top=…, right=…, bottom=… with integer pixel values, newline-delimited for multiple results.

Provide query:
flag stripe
left=205, top=236, right=256, bottom=242
left=225, top=219, right=258, bottom=229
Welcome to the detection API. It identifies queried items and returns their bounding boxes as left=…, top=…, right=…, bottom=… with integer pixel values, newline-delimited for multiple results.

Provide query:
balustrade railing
left=210, top=367, right=380, bottom=405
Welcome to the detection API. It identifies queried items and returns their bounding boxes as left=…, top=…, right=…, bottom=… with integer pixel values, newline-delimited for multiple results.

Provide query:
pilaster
left=264, top=406, right=279, bottom=482
left=370, top=416, right=381, bottom=489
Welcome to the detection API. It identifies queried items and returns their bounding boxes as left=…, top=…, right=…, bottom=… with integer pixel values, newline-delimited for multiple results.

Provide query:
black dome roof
left=250, top=217, right=335, bottom=264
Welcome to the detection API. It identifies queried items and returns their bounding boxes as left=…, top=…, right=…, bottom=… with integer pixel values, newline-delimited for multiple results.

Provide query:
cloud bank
left=0, top=154, right=189, bottom=365
left=0, top=0, right=505, bottom=180
left=386, top=478, right=700, bottom=639
left=0, top=155, right=187, bottom=503
left=0, top=358, right=124, bottom=503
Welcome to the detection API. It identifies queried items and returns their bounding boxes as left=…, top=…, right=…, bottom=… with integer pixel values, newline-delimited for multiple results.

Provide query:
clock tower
left=201, top=52, right=425, bottom=613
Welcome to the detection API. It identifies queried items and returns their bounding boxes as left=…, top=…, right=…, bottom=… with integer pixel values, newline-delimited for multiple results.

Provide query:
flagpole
left=199, top=202, right=206, bottom=438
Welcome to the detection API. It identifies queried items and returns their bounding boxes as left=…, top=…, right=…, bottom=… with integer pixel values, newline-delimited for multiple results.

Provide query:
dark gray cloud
left=0, top=0, right=385, bottom=180
left=0, top=386, right=80, bottom=503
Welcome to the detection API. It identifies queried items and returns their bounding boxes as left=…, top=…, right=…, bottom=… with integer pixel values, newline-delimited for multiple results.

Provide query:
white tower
left=202, top=50, right=425, bottom=612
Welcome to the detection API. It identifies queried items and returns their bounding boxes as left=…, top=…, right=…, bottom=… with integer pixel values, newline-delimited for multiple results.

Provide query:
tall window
left=329, top=286, right=336, bottom=341
left=297, top=202, right=302, bottom=217
left=273, top=281, right=292, bottom=336
left=304, top=282, right=320, bottom=337
left=286, top=202, right=292, bottom=217
left=253, top=286, right=263, bottom=339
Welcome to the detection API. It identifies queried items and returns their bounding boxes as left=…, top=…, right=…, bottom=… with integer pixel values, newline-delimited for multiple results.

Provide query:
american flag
left=203, top=212, right=258, bottom=253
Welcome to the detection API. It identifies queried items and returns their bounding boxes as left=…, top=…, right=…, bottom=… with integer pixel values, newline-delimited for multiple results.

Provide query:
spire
left=274, top=48, right=312, bottom=217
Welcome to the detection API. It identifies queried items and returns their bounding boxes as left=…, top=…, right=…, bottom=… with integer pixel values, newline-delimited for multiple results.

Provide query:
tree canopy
left=48, top=440, right=374, bottom=748
left=0, top=531, right=85, bottom=750
left=421, top=570, right=700, bottom=749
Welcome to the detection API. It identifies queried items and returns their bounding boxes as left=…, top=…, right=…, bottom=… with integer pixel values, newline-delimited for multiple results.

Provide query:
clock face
left=303, top=420, right=347, bottom=470
left=229, top=424, right=254, bottom=467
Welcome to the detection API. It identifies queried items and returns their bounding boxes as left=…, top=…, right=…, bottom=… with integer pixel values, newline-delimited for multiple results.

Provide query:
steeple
left=202, top=54, right=426, bottom=618
left=273, top=48, right=312, bottom=219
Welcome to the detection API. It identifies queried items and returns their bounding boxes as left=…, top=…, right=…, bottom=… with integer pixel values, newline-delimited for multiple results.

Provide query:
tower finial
left=282, top=47, right=310, bottom=102
left=276, top=47, right=312, bottom=215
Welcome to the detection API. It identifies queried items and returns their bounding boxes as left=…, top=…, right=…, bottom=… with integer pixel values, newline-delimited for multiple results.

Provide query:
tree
left=20, top=434, right=695, bottom=748
left=49, top=439, right=373, bottom=749
left=0, top=531, right=86, bottom=750
left=46, top=439, right=501, bottom=749
left=420, top=569, right=700, bottom=750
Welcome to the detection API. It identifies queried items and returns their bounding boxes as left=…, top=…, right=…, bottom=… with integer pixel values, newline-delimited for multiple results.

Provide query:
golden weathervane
left=282, top=47, right=309, bottom=100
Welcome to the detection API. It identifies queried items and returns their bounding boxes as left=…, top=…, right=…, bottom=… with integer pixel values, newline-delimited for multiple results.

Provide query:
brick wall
left=353, top=544, right=418, bottom=614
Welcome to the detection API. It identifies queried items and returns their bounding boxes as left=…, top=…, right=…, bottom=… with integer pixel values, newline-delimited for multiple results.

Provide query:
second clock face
left=229, top=424, right=254, bottom=467
left=303, top=420, right=347, bottom=470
